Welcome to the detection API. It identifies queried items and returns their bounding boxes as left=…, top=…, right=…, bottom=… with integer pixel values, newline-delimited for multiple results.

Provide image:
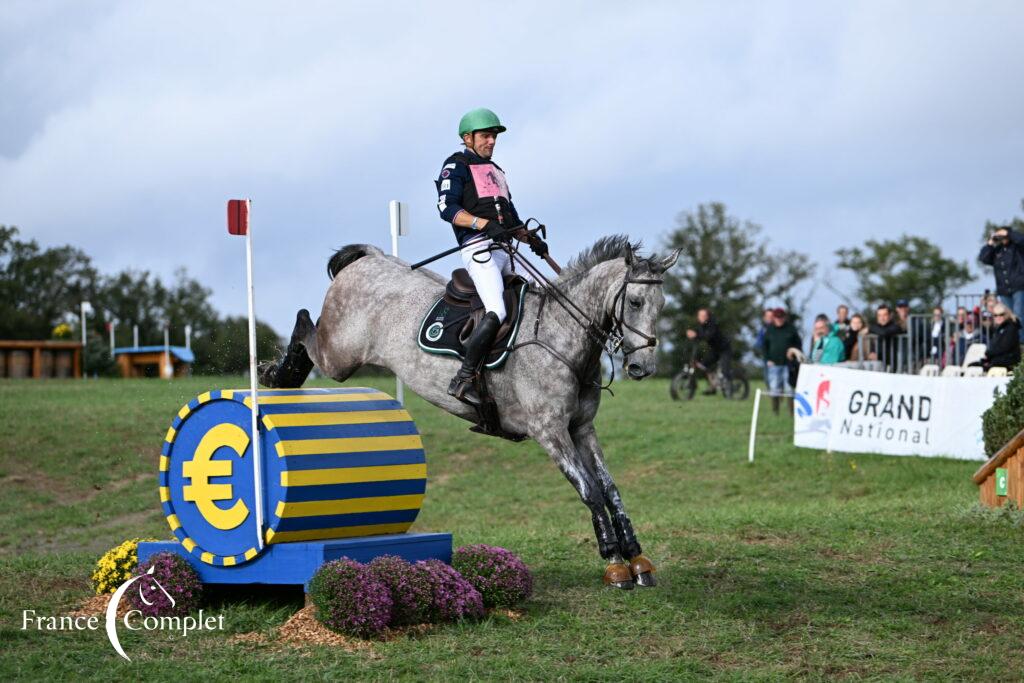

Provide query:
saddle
left=418, top=268, right=529, bottom=370
left=417, top=268, right=530, bottom=443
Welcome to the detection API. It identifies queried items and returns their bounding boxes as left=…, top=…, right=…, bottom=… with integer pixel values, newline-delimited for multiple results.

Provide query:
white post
left=244, top=201, right=265, bottom=551
left=163, top=325, right=172, bottom=379
left=80, top=301, right=91, bottom=347
left=109, top=321, right=115, bottom=358
left=185, top=324, right=192, bottom=351
left=133, top=325, right=139, bottom=349
left=748, top=388, right=762, bottom=463
left=389, top=200, right=409, bottom=406
left=80, top=301, right=92, bottom=379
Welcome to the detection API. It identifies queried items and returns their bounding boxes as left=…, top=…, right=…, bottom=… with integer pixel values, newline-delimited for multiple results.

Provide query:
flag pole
left=243, top=200, right=265, bottom=551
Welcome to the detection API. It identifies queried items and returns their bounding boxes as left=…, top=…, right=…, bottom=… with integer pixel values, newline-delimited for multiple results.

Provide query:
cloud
left=1, top=1, right=1022, bottom=341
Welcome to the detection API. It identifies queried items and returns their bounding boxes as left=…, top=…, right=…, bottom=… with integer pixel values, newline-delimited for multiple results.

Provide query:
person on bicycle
left=686, top=308, right=734, bottom=395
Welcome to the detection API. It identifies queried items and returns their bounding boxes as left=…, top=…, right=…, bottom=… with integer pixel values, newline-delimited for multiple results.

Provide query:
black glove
left=484, top=222, right=507, bottom=241
left=528, top=237, right=549, bottom=257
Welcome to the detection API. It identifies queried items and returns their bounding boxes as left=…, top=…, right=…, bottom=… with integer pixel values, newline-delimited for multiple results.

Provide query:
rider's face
left=464, top=130, right=498, bottom=158
left=697, top=309, right=709, bottom=324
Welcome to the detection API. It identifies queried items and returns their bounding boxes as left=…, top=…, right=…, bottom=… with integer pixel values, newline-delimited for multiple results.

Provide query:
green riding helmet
left=458, top=108, right=506, bottom=138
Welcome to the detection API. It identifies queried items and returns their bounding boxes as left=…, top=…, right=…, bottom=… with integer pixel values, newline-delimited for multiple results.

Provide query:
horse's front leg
left=532, top=425, right=634, bottom=590
left=572, top=423, right=657, bottom=587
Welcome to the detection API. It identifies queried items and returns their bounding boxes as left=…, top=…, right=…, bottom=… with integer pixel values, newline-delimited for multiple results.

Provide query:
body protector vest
left=437, top=151, right=522, bottom=244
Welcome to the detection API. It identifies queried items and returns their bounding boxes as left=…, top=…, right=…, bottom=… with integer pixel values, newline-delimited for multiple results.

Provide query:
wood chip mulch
left=66, top=594, right=130, bottom=618
left=276, top=605, right=380, bottom=654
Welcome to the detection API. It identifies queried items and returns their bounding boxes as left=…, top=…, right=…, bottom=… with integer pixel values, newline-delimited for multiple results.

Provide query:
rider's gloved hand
left=528, top=237, right=549, bottom=257
left=484, top=222, right=507, bottom=241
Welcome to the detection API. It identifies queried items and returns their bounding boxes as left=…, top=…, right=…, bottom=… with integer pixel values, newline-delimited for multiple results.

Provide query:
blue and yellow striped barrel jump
left=159, top=387, right=426, bottom=568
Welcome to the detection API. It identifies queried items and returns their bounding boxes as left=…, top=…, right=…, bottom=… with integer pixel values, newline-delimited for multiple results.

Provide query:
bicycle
left=669, top=350, right=749, bottom=401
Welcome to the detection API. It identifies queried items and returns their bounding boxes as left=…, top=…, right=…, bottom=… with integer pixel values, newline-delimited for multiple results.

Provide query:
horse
left=260, top=235, right=679, bottom=589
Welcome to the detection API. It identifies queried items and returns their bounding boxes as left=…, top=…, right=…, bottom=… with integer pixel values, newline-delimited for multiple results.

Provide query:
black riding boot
left=448, top=312, right=501, bottom=405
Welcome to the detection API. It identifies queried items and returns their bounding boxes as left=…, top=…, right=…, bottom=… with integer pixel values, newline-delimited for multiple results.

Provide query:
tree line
left=2, top=200, right=988, bottom=380
left=0, top=226, right=280, bottom=375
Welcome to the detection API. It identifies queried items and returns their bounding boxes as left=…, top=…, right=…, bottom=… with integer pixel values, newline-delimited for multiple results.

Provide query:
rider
left=685, top=308, right=734, bottom=395
left=435, top=108, right=548, bottom=405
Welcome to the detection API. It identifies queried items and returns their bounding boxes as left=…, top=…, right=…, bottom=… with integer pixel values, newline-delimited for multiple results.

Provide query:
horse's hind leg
left=259, top=309, right=315, bottom=388
left=533, top=425, right=633, bottom=590
left=572, top=424, right=656, bottom=587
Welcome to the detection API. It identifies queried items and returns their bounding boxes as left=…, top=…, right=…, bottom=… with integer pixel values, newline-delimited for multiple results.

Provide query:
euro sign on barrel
left=141, top=387, right=452, bottom=588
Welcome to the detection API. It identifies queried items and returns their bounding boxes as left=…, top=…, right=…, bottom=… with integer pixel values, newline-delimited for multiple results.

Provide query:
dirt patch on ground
left=738, top=530, right=798, bottom=547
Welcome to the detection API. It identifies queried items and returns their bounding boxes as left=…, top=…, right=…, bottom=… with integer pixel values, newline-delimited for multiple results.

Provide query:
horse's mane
left=556, top=234, right=643, bottom=283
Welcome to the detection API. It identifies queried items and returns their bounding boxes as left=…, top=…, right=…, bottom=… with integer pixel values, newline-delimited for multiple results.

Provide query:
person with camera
left=979, top=225, right=1024, bottom=343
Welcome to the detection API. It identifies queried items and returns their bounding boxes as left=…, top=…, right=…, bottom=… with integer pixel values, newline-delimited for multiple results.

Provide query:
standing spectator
left=980, top=296, right=997, bottom=343
left=970, top=303, right=1021, bottom=371
left=895, top=299, right=911, bottom=333
left=895, top=298, right=927, bottom=367
left=764, top=308, right=802, bottom=415
left=810, top=316, right=845, bottom=364
left=844, top=314, right=868, bottom=362
left=835, top=304, right=851, bottom=336
left=754, top=308, right=773, bottom=387
left=979, top=225, right=1024, bottom=343
left=956, top=315, right=980, bottom=363
left=928, top=306, right=947, bottom=365
left=869, top=305, right=902, bottom=370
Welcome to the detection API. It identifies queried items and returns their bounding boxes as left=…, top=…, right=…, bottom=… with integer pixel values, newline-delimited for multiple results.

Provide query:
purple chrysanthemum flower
left=308, top=558, right=393, bottom=637
left=452, top=545, right=533, bottom=608
left=416, top=559, right=484, bottom=623
left=128, top=552, right=203, bottom=617
left=367, top=555, right=433, bottom=627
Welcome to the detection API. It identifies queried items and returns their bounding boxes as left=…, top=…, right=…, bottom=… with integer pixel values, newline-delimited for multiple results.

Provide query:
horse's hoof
left=629, top=555, right=657, bottom=587
left=633, top=571, right=656, bottom=587
left=603, top=563, right=634, bottom=590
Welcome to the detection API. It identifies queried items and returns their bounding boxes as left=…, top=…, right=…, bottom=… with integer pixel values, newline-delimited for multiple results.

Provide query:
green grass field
left=1, top=375, right=1022, bottom=681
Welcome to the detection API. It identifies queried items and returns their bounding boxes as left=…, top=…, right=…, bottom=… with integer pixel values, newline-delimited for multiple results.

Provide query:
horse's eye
left=629, top=298, right=642, bottom=310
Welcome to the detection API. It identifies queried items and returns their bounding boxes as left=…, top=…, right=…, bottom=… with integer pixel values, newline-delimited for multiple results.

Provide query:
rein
left=500, top=240, right=663, bottom=393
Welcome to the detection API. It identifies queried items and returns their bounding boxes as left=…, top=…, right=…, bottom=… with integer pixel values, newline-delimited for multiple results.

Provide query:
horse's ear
left=624, top=244, right=635, bottom=267
left=656, top=248, right=681, bottom=273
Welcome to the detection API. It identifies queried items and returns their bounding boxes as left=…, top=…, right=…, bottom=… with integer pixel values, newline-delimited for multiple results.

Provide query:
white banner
left=793, top=365, right=1008, bottom=460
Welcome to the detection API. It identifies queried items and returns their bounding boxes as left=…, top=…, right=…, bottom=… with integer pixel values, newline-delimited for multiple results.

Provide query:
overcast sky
left=2, top=1, right=1022, bottom=342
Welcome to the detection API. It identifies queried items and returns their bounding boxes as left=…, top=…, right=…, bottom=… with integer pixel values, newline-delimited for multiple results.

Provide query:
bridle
left=492, top=231, right=664, bottom=391
left=609, top=274, right=663, bottom=358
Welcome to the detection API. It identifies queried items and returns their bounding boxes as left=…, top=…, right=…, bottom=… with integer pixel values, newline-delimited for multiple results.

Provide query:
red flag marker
left=227, top=199, right=249, bottom=235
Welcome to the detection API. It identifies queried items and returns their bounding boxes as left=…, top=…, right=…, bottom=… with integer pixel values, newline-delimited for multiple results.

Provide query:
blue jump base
left=139, top=532, right=452, bottom=591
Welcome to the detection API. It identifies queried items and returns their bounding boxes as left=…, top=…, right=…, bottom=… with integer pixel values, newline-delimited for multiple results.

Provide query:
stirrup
left=448, top=375, right=481, bottom=405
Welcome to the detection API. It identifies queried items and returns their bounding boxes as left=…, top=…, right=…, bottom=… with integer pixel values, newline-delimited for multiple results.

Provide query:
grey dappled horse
left=261, top=235, right=679, bottom=588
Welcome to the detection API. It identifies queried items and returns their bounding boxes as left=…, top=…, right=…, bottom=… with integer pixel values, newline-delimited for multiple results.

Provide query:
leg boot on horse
left=258, top=309, right=315, bottom=388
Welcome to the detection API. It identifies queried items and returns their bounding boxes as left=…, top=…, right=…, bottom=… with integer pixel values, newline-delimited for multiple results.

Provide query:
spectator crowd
left=688, top=224, right=1024, bottom=413
left=749, top=224, right=1024, bottom=384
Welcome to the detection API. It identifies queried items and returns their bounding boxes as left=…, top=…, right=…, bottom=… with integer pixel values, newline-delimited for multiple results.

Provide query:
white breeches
left=460, top=238, right=512, bottom=322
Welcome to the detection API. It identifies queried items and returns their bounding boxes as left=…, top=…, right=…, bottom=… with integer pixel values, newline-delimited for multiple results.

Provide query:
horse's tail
left=327, top=244, right=384, bottom=280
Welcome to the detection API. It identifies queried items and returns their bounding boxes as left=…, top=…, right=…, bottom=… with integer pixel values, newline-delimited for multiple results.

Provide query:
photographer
left=979, top=225, right=1024, bottom=343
